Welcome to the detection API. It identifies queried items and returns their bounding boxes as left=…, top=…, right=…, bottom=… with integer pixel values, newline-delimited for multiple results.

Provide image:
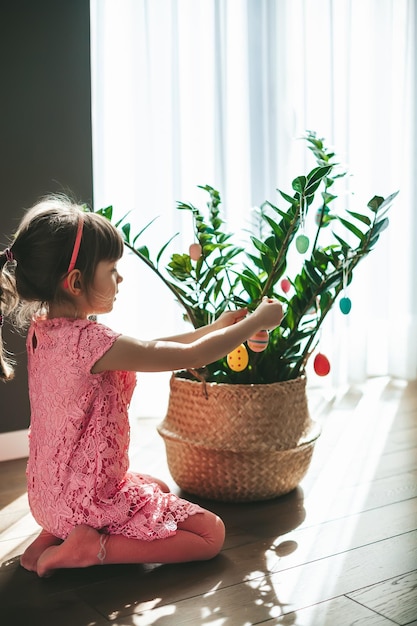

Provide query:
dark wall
left=0, top=0, right=93, bottom=433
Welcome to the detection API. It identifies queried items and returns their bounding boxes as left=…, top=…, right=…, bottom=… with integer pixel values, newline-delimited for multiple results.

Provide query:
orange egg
left=227, top=344, right=249, bottom=371
left=247, top=330, right=269, bottom=352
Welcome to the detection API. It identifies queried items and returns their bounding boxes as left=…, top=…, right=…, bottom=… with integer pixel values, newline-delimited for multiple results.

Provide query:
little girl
left=0, top=195, right=282, bottom=578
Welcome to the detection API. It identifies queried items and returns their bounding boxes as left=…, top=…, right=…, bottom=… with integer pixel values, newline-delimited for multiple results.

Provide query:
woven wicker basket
left=158, top=375, right=321, bottom=502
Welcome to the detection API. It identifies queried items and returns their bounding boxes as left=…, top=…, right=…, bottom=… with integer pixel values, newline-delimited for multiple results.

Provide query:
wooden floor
left=0, top=376, right=416, bottom=626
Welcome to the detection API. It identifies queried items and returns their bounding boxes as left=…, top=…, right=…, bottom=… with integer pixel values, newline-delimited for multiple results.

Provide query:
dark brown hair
left=0, top=195, right=124, bottom=381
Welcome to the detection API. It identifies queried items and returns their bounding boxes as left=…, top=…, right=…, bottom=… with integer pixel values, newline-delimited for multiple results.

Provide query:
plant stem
left=259, top=197, right=301, bottom=299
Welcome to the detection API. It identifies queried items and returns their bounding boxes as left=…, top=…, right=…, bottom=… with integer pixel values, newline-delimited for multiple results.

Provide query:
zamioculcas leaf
left=367, top=195, right=384, bottom=212
left=213, top=278, right=224, bottom=300
left=321, top=192, right=337, bottom=204
left=304, top=261, right=323, bottom=285
left=156, top=233, right=179, bottom=265
left=338, top=218, right=366, bottom=242
left=132, top=216, right=159, bottom=244
left=278, top=190, right=299, bottom=206
left=304, top=165, right=333, bottom=196
left=251, top=236, right=273, bottom=256
left=372, top=217, right=389, bottom=235
left=115, top=211, right=131, bottom=228
left=121, top=223, right=131, bottom=243
left=96, top=205, right=113, bottom=220
left=261, top=255, right=273, bottom=275
left=346, top=210, right=371, bottom=226
left=320, top=291, right=332, bottom=310
left=263, top=214, right=285, bottom=239
left=292, top=176, right=307, bottom=194
left=240, top=276, right=260, bottom=301
left=135, top=245, right=151, bottom=260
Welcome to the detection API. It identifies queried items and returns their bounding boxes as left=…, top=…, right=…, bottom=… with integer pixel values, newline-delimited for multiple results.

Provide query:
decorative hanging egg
left=313, top=352, right=331, bottom=376
left=247, top=330, right=269, bottom=352
left=296, top=234, right=309, bottom=254
left=227, top=344, right=249, bottom=371
left=189, top=243, right=202, bottom=261
left=315, top=206, right=330, bottom=226
left=280, top=278, right=291, bottom=294
left=339, top=297, right=352, bottom=315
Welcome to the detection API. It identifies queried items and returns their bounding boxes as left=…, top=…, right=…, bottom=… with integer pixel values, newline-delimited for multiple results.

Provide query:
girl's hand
left=213, top=308, right=248, bottom=330
left=252, top=297, right=283, bottom=331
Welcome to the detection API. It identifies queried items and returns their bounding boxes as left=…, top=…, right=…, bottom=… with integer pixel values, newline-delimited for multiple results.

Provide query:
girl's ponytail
left=0, top=247, right=19, bottom=381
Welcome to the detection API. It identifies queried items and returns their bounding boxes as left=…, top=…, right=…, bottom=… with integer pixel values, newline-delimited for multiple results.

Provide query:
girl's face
left=89, top=260, right=123, bottom=314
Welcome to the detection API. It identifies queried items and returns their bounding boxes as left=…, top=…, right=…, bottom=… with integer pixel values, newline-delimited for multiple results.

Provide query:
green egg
left=296, top=234, right=309, bottom=254
left=340, top=297, right=352, bottom=314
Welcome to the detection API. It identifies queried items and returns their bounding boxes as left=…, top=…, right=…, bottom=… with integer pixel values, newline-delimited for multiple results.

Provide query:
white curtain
left=90, top=0, right=416, bottom=416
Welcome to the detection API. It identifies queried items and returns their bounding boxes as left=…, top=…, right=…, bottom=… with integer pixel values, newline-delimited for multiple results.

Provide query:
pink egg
left=280, top=278, right=291, bottom=294
left=247, top=330, right=269, bottom=352
left=313, top=352, right=331, bottom=376
left=189, top=243, right=202, bottom=261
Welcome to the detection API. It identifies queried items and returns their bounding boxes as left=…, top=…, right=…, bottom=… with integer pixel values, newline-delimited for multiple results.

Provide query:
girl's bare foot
left=36, top=525, right=103, bottom=578
left=20, top=530, right=62, bottom=572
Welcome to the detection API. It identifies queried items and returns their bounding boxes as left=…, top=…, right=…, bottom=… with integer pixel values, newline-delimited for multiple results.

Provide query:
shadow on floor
left=0, top=488, right=306, bottom=625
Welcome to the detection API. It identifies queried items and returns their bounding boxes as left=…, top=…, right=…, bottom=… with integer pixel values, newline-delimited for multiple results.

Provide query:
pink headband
left=64, top=216, right=84, bottom=288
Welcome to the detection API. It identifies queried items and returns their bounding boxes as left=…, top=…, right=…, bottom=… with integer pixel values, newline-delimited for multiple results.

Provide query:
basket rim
left=171, top=372, right=306, bottom=391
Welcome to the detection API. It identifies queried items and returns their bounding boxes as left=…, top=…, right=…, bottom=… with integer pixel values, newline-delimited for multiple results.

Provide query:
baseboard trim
left=0, top=429, right=29, bottom=461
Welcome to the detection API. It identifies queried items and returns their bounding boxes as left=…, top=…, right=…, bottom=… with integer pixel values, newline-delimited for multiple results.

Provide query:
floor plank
left=270, top=595, right=399, bottom=626
left=347, top=571, right=417, bottom=626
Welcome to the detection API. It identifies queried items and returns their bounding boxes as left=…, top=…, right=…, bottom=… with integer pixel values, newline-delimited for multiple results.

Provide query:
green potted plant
left=97, top=132, right=397, bottom=501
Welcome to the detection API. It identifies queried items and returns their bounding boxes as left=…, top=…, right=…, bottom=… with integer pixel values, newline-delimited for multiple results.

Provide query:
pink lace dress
left=26, top=317, right=202, bottom=540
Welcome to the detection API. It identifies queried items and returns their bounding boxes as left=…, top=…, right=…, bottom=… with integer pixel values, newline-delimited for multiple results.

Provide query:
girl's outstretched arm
left=92, top=299, right=282, bottom=374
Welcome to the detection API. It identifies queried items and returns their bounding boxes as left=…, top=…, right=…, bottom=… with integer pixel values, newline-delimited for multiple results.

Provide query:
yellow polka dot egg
left=227, top=344, right=249, bottom=371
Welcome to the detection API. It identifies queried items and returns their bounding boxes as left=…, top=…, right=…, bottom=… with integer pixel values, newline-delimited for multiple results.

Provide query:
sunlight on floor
left=259, top=377, right=406, bottom=618
left=305, top=377, right=405, bottom=520
left=128, top=603, right=176, bottom=625
left=0, top=493, right=40, bottom=563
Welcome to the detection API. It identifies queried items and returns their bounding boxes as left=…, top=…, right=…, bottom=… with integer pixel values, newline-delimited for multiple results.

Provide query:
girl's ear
left=64, top=270, right=83, bottom=294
